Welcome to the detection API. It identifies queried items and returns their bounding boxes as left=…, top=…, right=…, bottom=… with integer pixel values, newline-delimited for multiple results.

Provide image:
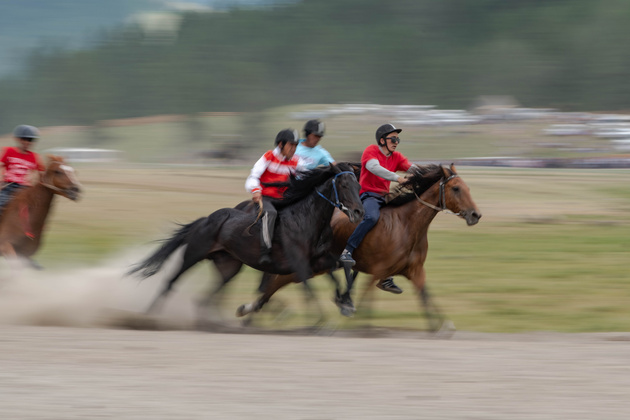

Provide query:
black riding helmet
left=274, top=129, right=299, bottom=147
left=13, top=124, right=40, bottom=139
left=303, top=119, right=325, bottom=137
left=375, top=123, right=402, bottom=146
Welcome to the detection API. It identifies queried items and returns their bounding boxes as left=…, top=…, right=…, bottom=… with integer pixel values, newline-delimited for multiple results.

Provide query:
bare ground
left=0, top=325, right=629, bottom=420
left=0, top=261, right=629, bottom=420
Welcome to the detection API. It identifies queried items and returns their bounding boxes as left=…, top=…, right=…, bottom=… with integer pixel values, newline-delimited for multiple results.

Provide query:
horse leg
left=145, top=244, right=210, bottom=315
left=300, top=274, right=327, bottom=328
left=257, top=271, right=275, bottom=294
left=236, top=274, right=296, bottom=327
left=329, top=270, right=357, bottom=317
left=0, top=242, right=26, bottom=280
left=195, top=253, right=243, bottom=325
left=354, top=275, right=379, bottom=324
left=410, top=267, right=454, bottom=334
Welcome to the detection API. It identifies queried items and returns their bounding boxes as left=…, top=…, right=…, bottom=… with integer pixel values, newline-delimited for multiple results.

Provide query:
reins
left=414, top=174, right=460, bottom=216
left=315, top=171, right=356, bottom=211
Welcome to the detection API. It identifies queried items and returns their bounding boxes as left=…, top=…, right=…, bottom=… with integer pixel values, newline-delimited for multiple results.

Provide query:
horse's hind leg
left=354, top=275, right=379, bottom=324
left=146, top=245, right=210, bottom=315
left=196, top=252, right=243, bottom=326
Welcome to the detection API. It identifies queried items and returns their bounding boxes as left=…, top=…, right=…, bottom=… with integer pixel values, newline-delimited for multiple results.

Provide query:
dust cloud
left=0, top=248, right=198, bottom=330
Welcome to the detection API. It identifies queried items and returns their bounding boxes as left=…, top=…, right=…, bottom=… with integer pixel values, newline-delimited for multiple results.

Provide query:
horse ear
left=330, top=162, right=340, bottom=173
left=450, top=162, right=457, bottom=174
left=440, top=164, right=452, bottom=178
left=349, top=162, right=361, bottom=177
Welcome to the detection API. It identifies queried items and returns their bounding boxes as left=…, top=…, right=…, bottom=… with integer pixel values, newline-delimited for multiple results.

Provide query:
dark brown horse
left=0, top=155, right=81, bottom=268
left=128, top=163, right=364, bottom=319
left=236, top=164, right=481, bottom=332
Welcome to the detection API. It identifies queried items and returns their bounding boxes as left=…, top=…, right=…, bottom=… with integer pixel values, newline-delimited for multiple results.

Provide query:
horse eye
left=54, top=170, right=63, bottom=175
left=452, top=186, right=460, bottom=193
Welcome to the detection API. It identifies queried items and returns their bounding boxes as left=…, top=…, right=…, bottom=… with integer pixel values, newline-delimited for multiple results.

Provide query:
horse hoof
left=235, top=304, right=247, bottom=318
left=340, top=304, right=356, bottom=318
left=434, top=320, right=456, bottom=339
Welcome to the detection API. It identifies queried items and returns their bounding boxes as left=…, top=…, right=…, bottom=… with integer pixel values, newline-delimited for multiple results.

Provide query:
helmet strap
left=379, top=138, right=394, bottom=156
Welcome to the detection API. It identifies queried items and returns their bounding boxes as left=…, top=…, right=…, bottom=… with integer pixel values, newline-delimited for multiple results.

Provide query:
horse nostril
left=473, top=211, right=481, bottom=220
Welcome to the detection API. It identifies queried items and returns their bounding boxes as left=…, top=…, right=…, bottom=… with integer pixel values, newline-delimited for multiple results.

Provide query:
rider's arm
left=245, top=153, right=270, bottom=194
left=365, top=159, right=399, bottom=181
left=320, top=148, right=335, bottom=166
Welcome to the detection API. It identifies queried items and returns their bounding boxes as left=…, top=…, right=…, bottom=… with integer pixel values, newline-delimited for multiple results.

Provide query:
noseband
left=316, top=171, right=357, bottom=212
left=40, top=164, right=76, bottom=195
left=414, top=174, right=460, bottom=216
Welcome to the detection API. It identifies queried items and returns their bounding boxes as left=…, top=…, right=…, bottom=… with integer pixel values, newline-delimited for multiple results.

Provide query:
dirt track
left=1, top=325, right=629, bottom=420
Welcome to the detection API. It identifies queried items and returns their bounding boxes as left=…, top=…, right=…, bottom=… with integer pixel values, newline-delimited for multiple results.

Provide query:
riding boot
left=377, top=277, right=403, bottom=294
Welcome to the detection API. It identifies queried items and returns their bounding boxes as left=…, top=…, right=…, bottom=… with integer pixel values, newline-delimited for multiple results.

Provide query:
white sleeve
left=296, top=156, right=309, bottom=171
left=245, top=155, right=269, bottom=193
left=365, top=159, right=399, bottom=181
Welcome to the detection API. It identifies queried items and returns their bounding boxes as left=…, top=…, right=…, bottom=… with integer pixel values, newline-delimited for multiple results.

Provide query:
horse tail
left=127, top=217, right=208, bottom=279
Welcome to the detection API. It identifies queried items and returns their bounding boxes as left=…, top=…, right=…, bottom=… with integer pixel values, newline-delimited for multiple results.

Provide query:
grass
left=5, top=106, right=630, bottom=332
left=23, top=163, right=630, bottom=333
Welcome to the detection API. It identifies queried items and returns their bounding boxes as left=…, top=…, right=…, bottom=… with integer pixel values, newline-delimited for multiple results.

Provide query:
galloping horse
left=0, top=155, right=81, bottom=267
left=236, top=164, right=481, bottom=332
left=128, top=162, right=364, bottom=318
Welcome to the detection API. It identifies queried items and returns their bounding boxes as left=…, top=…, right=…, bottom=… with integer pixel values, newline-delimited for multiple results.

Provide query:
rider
left=338, top=123, right=415, bottom=294
left=294, top=119, right=335, bottom=169
left=245, top=129, right=302, bottom=264
left=0, top=125, right=45, bottom=219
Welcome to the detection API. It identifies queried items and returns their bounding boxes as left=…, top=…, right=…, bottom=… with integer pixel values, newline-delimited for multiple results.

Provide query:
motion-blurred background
left=1, top=1, right=629, bottom=333
left=2, top=0, right=630, bottom=164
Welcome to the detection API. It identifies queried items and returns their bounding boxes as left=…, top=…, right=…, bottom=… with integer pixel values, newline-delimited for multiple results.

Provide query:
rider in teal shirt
left=295, top=119, right=335, bottom=169
left=294, top=119, right=402, bottom=294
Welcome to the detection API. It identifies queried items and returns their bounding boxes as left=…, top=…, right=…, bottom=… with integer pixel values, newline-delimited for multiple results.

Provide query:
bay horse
left=0, top=155, right=81, bottom=267
left=127, top=162, right=364, bottom=319
left=236, top=163, right=481, bottom=332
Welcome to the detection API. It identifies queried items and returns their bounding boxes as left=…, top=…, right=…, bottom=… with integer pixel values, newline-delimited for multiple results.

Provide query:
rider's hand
left=397, top=176, right=408, bottom=184
left=252, top=191, right=262, bottom=203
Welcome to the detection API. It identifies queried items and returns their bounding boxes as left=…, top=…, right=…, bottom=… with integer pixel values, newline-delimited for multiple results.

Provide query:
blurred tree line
left=1, top=0, right=630, bottom=133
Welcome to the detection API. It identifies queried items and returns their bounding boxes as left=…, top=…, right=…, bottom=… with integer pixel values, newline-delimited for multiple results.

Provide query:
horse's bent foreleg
left=257, top=271, right=275, bottom=294
left=236, top=274, right=295, bottom=318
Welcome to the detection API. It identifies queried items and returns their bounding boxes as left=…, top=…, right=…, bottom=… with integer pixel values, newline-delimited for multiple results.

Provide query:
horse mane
left=385, top=164, right=443, bottom=207
left=268, top=163, right=354, bottom=208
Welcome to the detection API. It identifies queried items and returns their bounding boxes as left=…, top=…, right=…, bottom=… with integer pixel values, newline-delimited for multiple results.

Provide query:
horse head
left=41, top=155, right=82, bottom=201
left=330, top=162, right=364, bottom=224
left=440, top=164, right=481, bottom=226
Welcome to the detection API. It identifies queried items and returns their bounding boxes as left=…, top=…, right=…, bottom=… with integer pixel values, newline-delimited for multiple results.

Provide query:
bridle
left=316, top=171, right=357, bottom=212
left=40, top=164, right=78, bottom=194
left=414, top=173, right=460, bottom=216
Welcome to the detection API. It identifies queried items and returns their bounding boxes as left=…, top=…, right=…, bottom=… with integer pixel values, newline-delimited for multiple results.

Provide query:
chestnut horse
left=236, top=164, right=481, bottom=332
left=0, top=155, right=81, bottom=267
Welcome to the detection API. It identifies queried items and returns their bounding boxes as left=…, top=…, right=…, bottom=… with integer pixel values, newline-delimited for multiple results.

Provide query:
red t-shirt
left=359, top=144, right=412, bottom=195
left=0, top=146, right=45, bottom=185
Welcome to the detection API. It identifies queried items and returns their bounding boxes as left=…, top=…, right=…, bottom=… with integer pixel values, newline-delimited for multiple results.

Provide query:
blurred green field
left=23, top=163, right=630, bottom=333
left=31, top=104, right=624, bottom=164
